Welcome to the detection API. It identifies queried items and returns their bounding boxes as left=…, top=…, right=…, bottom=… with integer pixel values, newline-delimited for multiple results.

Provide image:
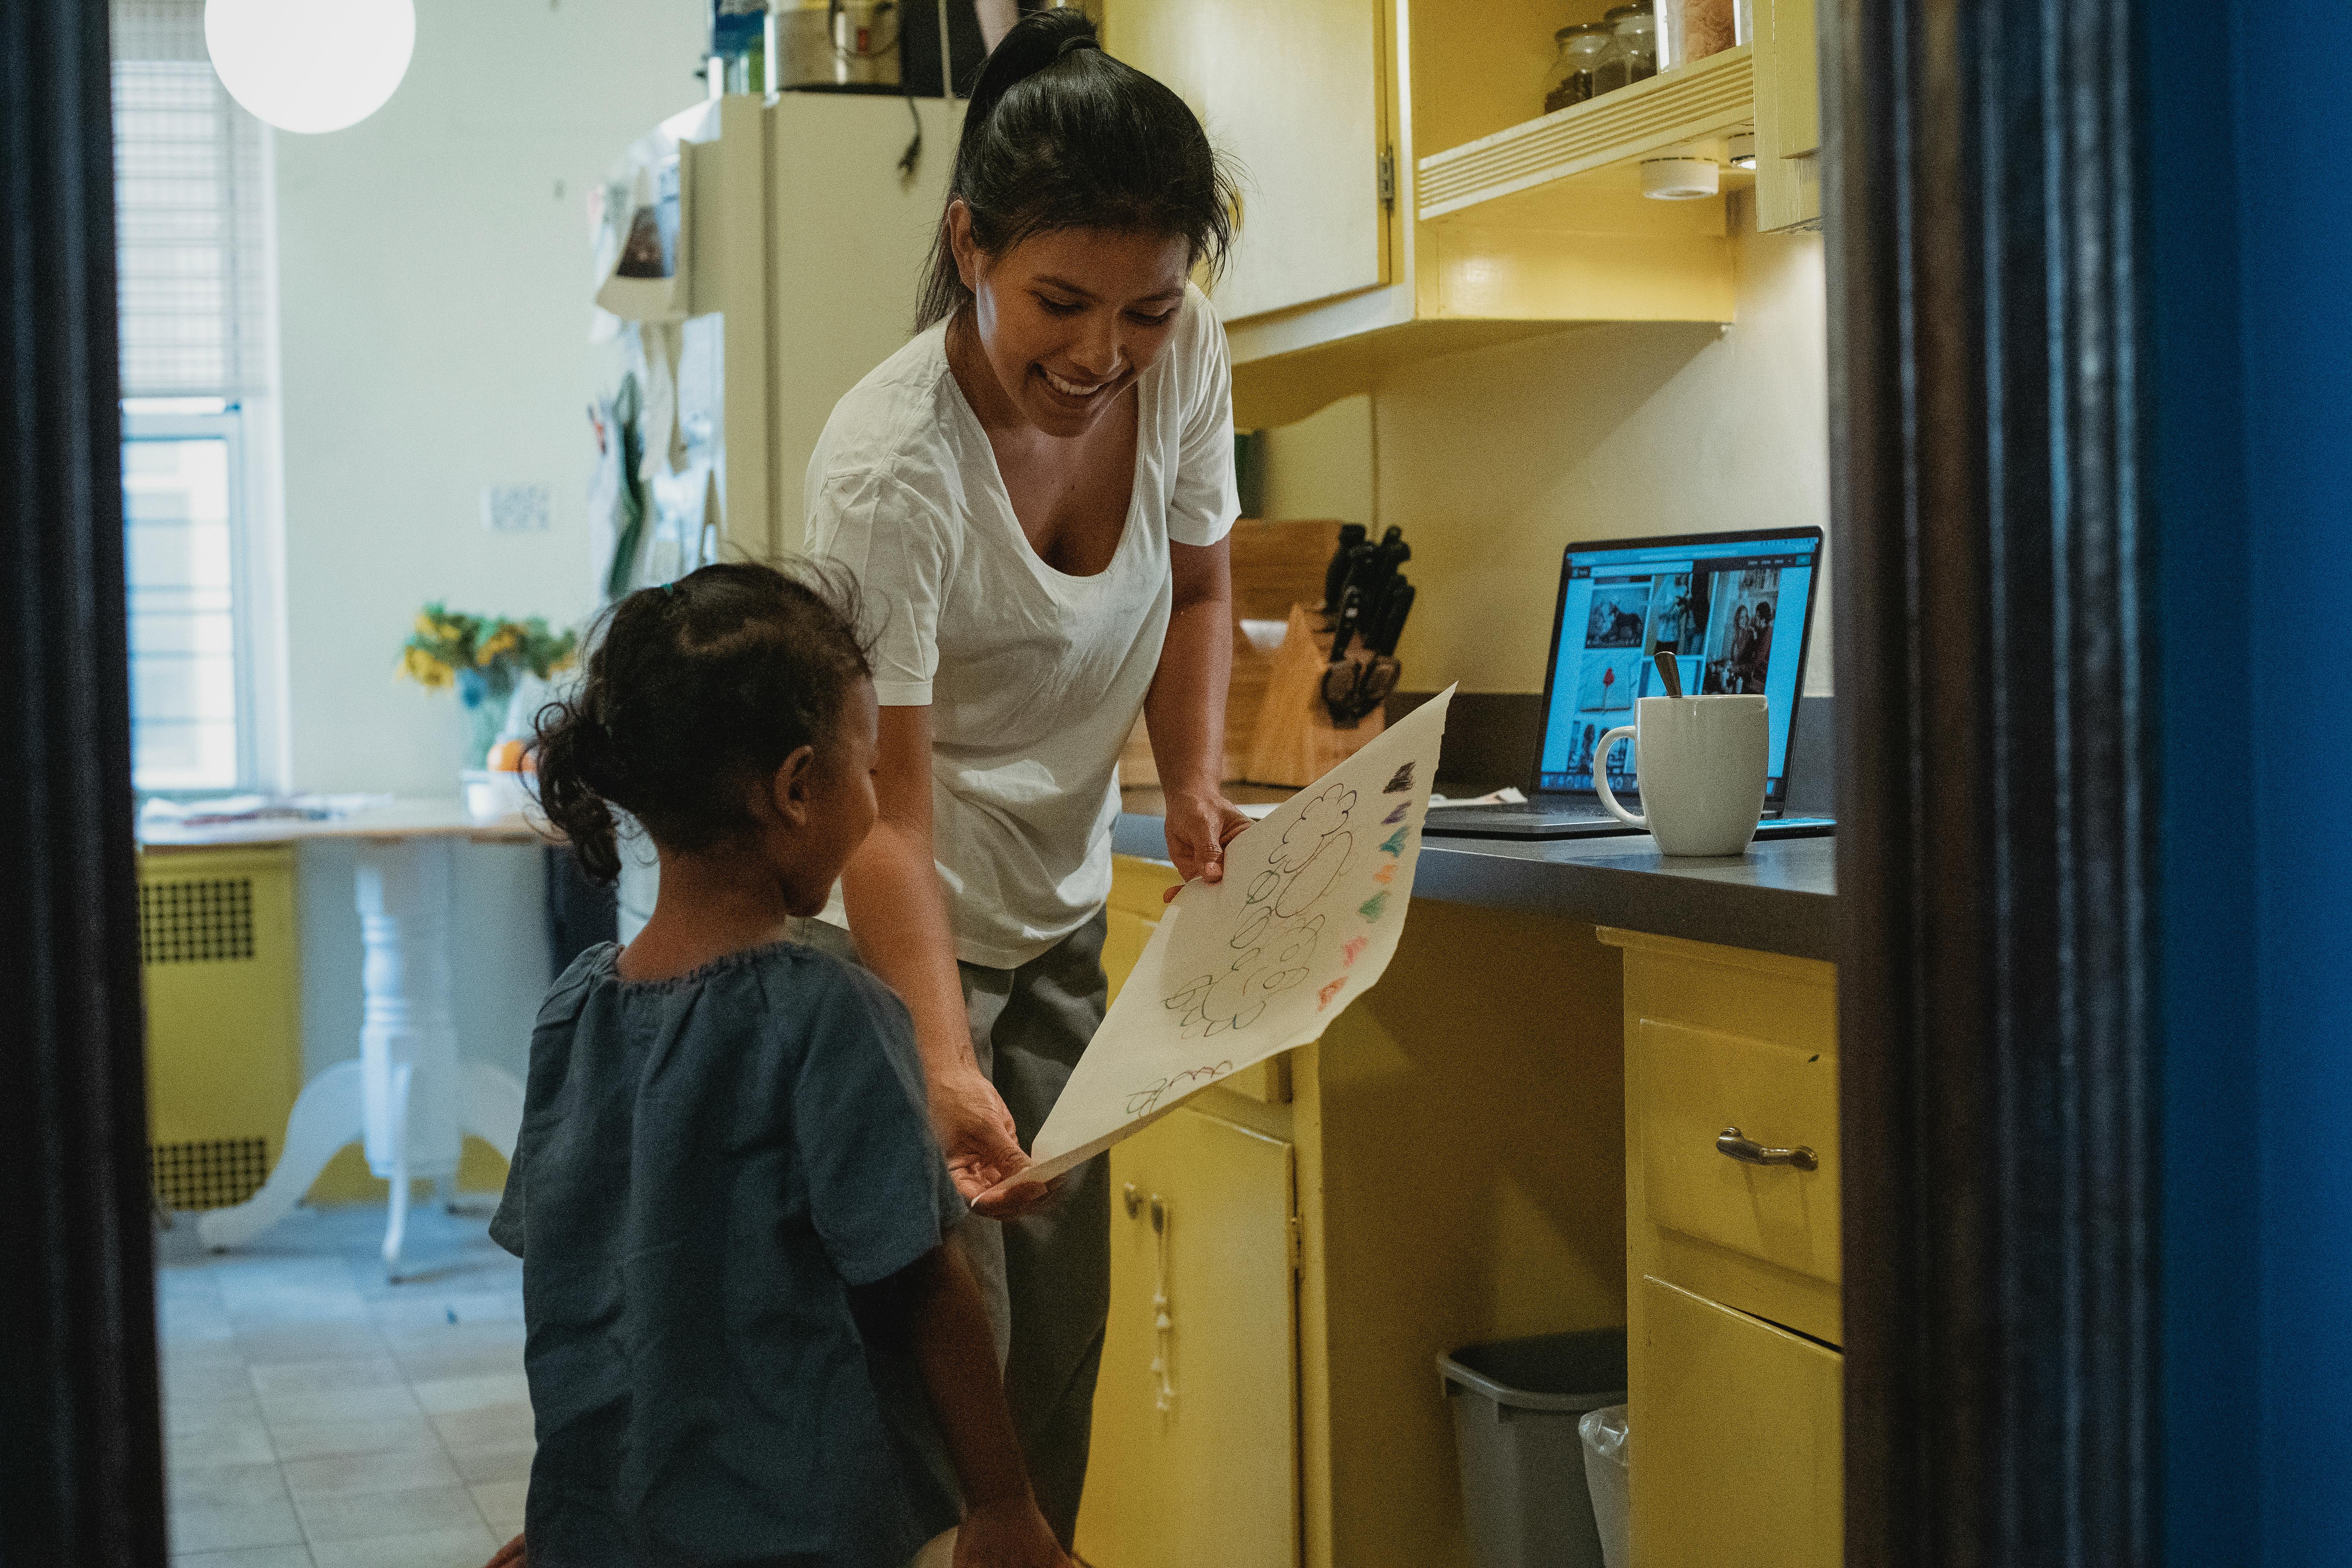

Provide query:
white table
left=142, top=799, right=542, bottom=1279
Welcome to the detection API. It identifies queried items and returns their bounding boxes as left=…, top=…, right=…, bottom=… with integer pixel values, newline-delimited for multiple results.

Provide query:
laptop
left=1422, top=527, right=1835, bottom=842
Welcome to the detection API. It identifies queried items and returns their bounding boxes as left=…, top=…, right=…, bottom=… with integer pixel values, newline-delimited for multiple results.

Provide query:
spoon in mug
left=1653, top=650, right=1685, bottom=698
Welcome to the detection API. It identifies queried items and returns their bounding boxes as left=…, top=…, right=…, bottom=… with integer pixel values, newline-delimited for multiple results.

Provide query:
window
left=113, top=0, right=276, bottom=791
left=123, top=406, right=245, bottom=789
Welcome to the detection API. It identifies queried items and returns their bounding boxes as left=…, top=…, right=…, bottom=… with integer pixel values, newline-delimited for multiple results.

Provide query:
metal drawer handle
left=1717, top=1126, right=1818, bottom=1171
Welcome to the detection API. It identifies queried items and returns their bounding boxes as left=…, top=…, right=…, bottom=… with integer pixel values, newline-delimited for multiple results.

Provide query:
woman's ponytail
left=956, top=4, right=1093, bottom=140
left=916, top=8, right=1237, bottom=329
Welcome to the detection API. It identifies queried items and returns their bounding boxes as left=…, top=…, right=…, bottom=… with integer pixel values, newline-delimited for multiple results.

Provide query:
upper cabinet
left=1111, top=0, right=1391, bottom=322
left=1750, top=0, right=1821, bottom=231
left=1104, top=0, right=1821, bottom=426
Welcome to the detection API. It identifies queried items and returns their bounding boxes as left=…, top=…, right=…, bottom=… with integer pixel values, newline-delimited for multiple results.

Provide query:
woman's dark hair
left=532, top=562, right=871, bottom=884
left=916, top=8, right=1240, bottom=328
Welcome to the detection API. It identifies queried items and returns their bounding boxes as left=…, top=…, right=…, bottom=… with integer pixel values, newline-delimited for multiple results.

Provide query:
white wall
left=273, top=0, right=706, bottom=1109
left=275, top=0, right=707, bottom=795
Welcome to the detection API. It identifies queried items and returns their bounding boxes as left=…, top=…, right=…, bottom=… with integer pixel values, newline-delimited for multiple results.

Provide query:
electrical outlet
left=481, top=484, right=550, bottom=534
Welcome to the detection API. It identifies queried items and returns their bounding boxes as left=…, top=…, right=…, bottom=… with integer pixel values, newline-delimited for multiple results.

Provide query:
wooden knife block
left=1116, top=519, right=1352, bottom=788
left=1242, top=604, right=1388, bottom=787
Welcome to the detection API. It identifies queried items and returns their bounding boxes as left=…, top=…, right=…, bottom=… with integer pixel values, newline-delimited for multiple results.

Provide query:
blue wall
left=2152, top=1, right=2352, bottom=1559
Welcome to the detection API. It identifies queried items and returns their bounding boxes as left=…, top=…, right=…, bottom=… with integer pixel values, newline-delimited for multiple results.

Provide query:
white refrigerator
left=596, top=91, right=963, bottom=935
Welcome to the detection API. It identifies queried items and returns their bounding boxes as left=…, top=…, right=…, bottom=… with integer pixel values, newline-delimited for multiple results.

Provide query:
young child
left=488, top=563, right=1069, bottom=1568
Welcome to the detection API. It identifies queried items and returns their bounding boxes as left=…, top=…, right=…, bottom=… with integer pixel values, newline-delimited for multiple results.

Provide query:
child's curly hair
left=533, top=562, right=871, bottom=883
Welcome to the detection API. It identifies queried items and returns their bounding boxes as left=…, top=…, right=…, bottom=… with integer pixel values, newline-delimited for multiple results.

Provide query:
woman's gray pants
left=794, top=912, right=1111, bottom=1549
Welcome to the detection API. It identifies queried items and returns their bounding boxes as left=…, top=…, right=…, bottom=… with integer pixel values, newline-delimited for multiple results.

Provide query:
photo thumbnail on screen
left=1575, top=575, right=1650, bottom=715
left=1698, top=565, right=1782, bottom=695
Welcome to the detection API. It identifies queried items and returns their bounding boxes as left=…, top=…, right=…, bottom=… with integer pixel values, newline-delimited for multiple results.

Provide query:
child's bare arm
left=862, top=1245, right=1069, bottom=1568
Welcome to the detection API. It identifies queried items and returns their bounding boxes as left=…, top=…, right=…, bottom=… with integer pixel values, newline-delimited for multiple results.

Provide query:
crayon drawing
left=1161, top=781, right=1358, bottom=1040
left=1125, top=1062, right=1234, bottom=1117
left=999, top=688, right=1457, bottom=1193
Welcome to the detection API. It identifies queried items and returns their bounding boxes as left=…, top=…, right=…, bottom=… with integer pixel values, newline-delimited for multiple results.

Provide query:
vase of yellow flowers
left=398, top=605, right=579, bottom=767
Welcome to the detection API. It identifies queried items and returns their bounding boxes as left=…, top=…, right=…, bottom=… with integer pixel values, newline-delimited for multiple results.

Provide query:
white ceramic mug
left=1592, top=694, right=1769, bottom=856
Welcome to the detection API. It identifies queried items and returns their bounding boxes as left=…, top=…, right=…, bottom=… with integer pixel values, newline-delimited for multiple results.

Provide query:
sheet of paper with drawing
left=1000, top=688, right=1456, bottom=1192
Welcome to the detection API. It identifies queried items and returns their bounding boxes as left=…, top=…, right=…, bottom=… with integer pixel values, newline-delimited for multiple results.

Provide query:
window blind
left=112, top=0, right=273, bottom=402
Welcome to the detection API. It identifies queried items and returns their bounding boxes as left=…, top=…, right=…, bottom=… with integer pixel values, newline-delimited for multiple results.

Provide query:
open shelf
left=1417, top=46, right=1756, bottom=223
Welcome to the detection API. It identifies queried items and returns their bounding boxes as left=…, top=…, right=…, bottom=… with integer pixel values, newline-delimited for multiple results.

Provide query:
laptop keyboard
left=1424, top=800, right=1617, bottom=830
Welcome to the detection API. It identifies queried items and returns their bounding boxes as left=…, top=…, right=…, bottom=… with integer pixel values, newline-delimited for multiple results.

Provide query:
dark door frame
left=2, top=2, right=170, bottom=1566
left=1825, top=0, right=2158, bottom=1561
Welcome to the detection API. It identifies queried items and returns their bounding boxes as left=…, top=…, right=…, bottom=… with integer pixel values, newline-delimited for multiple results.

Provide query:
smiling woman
left=791, top=7, right=1247, bottom=1548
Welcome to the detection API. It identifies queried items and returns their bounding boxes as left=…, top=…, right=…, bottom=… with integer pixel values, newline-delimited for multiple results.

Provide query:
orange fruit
left=486, top=739, right=532, bottom=773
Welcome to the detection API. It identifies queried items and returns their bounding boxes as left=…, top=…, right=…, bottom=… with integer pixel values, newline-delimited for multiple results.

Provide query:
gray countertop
left=1111, top=809, right=1838, bottom=963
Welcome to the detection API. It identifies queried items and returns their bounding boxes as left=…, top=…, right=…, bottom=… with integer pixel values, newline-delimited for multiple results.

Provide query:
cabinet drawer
left=1631, top=1276, right=1841, bottom=1568
left=1635, top=1017, right=1838, bottom=1288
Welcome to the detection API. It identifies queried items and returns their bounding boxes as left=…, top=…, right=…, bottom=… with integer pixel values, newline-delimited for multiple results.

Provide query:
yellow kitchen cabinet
left=1087, top=853, right=1629, bottom=1568
left=1103, top=0, right=1822, bottom=425
left=139, top=846, right=302, bottom=1211
left=1103, top=0, right=1389, bottom=324
left=1633, top=1276, right=1841, bottom=1566
left=1078, top=1106, right=1302, bottom=1568
left=1600, top=927, right=1840, bottom=1568
left=1750, top=0, right=1822, bottom=230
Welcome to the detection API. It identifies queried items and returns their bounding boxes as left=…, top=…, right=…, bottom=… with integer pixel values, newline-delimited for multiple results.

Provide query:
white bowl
left=460, top=768, right=538, bottom=823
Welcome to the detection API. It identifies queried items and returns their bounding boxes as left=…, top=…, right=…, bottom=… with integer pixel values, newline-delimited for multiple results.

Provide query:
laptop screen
left=1535, top=529, right=1822, bottom=800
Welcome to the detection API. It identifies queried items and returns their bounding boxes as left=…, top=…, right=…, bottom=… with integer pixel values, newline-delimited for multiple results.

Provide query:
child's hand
left=951, top=1497, right=1071, bottom=1568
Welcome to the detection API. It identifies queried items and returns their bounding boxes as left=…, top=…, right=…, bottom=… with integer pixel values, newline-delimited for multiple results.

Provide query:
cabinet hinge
left=1287, top=1212, right=1304, bottom=1274
left=1377, top=145, right=1396, bottom=211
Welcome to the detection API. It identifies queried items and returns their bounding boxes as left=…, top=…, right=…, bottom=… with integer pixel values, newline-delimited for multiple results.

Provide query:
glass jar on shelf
left=1593, top=9, right=1630, bottom=95
left=1609, top=1, right=1658, bottom=86
left=1657, top=0, right=1738, bottom=71
left=1544, top=22, right=1617, bottom=114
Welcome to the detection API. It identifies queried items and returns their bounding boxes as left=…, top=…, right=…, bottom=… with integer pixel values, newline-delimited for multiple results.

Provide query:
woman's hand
left=1149, top=539, right=1245, bottom=903
left=930, top=1063, right=1059, bottom=1219
left=952, top=1498, right=1074, bottom=1568
left=483, top=1534, right=526, bottom=1568
left=1161, top=785, right=1252, bottom=904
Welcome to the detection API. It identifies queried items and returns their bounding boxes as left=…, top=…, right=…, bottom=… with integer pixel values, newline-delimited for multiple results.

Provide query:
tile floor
left=155, top=1202, right=530, bottom=1568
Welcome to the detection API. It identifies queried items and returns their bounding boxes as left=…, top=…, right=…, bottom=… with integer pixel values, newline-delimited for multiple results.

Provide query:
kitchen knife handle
left=1372, top=581, right=1416, bottom=657
left=1323, top=523, right=1367, bottom=613
left=1328, top=584, right=1364, bottom=664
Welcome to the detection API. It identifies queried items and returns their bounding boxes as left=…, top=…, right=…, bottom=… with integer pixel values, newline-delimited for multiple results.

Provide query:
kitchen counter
left=1113, top=790, right=1837, bottom=962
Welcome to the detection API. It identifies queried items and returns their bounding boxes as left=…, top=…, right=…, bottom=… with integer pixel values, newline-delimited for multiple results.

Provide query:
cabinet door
left=1632, top=1276, right=1840, bottom=1568
left=1751, top=0, right=1821, bottom=230
left=1107, top=0, right=1388, bottom=322
left=1076, top=1107, right=1300, bottom=1568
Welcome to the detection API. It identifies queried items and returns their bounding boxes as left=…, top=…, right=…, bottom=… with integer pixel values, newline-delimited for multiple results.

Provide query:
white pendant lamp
left=204, top=0, right=416, bottom=134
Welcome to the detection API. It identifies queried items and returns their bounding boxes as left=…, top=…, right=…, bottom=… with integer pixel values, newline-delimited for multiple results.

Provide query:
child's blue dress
left=491, top=939, right=966, bottom=1567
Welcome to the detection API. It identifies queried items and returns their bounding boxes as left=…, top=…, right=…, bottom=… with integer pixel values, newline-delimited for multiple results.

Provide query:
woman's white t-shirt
left=804, top=283, right=1238, bottom=969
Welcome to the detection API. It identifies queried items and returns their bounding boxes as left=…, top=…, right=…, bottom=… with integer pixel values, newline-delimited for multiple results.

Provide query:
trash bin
left=1437, top=1328, right=1628, bottom=1568
left=1578, top=1404, right=1631, bottom=1568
